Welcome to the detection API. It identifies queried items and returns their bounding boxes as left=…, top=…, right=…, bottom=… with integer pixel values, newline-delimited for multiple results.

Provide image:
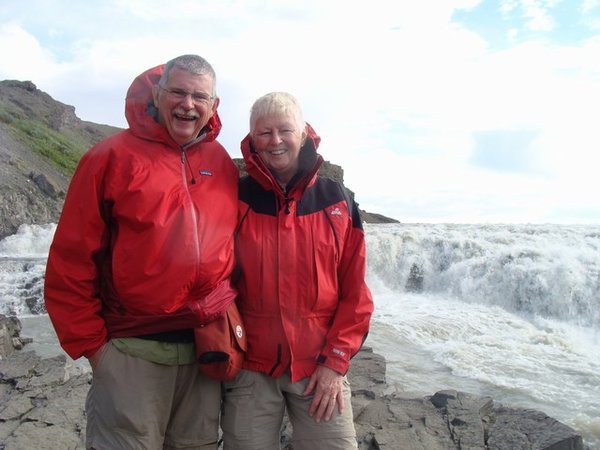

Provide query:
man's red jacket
left=44, top=64, right=238, bottom=360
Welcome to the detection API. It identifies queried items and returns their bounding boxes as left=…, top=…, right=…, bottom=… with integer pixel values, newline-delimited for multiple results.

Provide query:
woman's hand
left=303, top=365, right=345, bottom=423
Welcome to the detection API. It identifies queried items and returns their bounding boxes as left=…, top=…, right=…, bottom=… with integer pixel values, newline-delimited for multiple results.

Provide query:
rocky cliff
left=0, top=80, right=396, bottom=239
left=0, top=315, right=586, bottom=450
left=0, top=80, right=121, bottom=239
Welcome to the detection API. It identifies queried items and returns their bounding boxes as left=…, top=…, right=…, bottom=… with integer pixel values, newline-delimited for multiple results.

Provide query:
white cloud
left=582, top=0, right=600, bottom=13
left=521, top=0, right=558, bottom=31
left=501, top=0, right=563, bottom=31
left=0, top=23, right=61, bottom=82
left=1, top=0, right=599, bottom=223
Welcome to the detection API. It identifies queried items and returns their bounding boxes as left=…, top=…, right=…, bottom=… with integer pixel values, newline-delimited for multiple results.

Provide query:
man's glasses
left=158, top=85, right=214, bottom=105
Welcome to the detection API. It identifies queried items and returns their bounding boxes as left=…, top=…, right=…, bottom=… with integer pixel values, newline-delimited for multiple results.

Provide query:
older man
left=45, top=54, right=238, bottom=449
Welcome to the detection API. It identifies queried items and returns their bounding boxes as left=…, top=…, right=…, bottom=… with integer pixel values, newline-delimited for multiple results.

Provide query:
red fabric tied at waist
left=105, top=278, right=238, bottom=338
left=187, top=278, right=237, bottom=323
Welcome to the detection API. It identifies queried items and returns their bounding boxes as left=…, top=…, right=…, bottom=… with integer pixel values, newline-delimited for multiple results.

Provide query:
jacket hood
left=241, top=122, right=322, bottom=193
left=125, top=64, right=222, bottom=145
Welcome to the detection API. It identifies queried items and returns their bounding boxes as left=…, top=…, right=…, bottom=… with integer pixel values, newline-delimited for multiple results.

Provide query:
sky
left=1, top=0, right=599, bottom=224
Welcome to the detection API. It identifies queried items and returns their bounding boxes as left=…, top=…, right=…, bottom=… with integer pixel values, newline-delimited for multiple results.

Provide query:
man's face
left=152, top=67, right=219, bottom=146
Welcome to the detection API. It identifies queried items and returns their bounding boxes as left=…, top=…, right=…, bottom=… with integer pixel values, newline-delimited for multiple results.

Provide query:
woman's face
left=251, top=113, right=306, bottom=185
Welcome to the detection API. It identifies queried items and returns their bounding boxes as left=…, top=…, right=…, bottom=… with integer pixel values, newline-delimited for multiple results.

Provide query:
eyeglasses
left=158, top=85, right=214, bottom=105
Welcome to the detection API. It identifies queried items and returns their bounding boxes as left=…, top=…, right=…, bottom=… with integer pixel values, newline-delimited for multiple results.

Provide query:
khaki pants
left=86, top=341, right=221, bottom=450
left=221, top=370, right=357, bottom=450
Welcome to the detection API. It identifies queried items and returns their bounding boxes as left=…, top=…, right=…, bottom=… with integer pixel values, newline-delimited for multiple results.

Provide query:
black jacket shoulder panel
left=240, top=175, right=363, bottom=230
left=239, top=176, right=277, bottom=216
left=348, top=192, right=364, bottom=230
left=296, top=177, right=350, bottom=217
left=298, top=177, right=364, bottom=230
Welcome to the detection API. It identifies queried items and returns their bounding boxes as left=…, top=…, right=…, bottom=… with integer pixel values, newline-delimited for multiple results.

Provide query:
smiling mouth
left=173, top=112, right=198, bottom=122
left=174, top=113, right=198, bottom=122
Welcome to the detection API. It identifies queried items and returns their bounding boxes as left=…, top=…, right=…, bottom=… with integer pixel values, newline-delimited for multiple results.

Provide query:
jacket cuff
left=317, top=353, right=350, bottom=375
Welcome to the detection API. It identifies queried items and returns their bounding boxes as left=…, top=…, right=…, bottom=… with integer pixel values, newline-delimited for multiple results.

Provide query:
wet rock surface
left=0, top=316, right=586, bottom=449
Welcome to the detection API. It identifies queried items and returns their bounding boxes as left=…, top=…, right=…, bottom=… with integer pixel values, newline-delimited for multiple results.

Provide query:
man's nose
left=180, top=94, right=195, bottom=108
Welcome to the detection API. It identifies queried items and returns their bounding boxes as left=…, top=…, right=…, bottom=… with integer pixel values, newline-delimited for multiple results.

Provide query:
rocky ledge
left=0, top=315, right=586, bottom=450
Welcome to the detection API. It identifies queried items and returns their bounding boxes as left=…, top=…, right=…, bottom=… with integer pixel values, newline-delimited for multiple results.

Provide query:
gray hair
left=250, top=92, right=305, bottom=133
left=159, top=54, right=217, bottom=95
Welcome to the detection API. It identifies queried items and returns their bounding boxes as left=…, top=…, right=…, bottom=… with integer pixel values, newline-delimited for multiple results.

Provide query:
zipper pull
left=181, top=147, right=197, bottom=184
left=284, top=197, right=292, bottom=214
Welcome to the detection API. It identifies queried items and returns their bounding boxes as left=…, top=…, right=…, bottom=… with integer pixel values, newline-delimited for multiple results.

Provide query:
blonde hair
left=249, top=92, right=305, bottom=133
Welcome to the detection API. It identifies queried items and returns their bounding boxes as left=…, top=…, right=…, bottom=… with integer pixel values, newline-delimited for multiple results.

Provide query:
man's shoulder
left=86, top=128, right=150, bottom=156
left=87, top=128, right=129, bottom=150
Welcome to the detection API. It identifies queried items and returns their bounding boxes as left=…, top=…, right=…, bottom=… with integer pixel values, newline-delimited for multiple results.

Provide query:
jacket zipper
left=181, top=148, right=201, bottom=264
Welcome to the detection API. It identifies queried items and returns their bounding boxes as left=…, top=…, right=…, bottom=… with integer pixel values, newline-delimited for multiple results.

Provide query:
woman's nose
left=269, top=132, right=282, bottom=145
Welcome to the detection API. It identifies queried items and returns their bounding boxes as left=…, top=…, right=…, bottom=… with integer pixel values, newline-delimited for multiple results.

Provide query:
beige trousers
left=221, top=369, right=358, bottom=450
left=86, top=341, right=221, bottom=450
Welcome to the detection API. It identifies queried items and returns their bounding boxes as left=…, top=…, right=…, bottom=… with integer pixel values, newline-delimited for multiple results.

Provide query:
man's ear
left=212, top=96, right=220, bottom=112
left=152, top=85, right=160, bottom=108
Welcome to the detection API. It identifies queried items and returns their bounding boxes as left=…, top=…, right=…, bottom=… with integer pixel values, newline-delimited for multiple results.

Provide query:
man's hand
left=303, top=365, right=344, bottom=423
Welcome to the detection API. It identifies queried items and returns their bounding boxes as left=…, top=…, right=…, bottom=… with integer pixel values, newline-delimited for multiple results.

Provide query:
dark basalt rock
left=0, top=316, right=586, bottom=450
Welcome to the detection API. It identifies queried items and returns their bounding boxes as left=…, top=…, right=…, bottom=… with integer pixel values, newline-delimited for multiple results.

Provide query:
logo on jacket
left=199, top=170, right=213, bottom=176
left=330, top=207, right=343, bottom=216
left=235, top=325, right=243, bottom=338
left=332, top=348, right=346, bottom=357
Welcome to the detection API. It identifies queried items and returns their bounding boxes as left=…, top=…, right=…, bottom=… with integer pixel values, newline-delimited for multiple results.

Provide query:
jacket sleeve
left=44, top=145, right=111, bottom=360
left=319, top=193, right=374, bottom=374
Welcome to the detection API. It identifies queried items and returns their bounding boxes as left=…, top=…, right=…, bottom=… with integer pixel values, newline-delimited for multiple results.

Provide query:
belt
left=136, top=328, right=195, bottom=343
